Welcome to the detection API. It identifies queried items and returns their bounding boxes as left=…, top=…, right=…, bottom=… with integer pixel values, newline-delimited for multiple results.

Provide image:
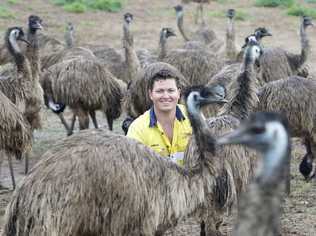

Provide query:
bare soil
left=0, top=0, right=316, bottom=235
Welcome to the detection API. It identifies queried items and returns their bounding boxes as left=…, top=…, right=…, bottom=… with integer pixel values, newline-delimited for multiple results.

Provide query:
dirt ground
left=0, top=0, right=316, bottom=235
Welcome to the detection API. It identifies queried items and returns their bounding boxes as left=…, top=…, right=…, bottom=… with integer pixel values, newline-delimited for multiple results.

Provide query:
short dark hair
left=147, top=69, right=181, bottom=91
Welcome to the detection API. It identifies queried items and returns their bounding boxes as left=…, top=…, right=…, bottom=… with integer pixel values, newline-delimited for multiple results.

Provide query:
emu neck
left=222, top=53, right=258, bottom=120
left=176, top=13, right=190, bottom=42
left=299, top=22, right=310, bottom=67
left=158, top=34, right=168, bottom=60
left=226, top=17, right=237, bottom=62
left=187, top=100, right=216, bottom=154
left=234, top=179, right=283, bottom=236
left=235, top=127, right=290, bottom=236
left=8, top=35, right=25, bottom=73
left=65, top=31, right=74, bottom=49
left=26, top=28, right=40, bottom=81
left=123, top=22, right=141, bottom=82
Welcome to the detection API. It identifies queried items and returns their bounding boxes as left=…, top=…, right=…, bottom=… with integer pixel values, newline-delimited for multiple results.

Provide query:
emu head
left=28, top=15, right=43, bottom=32
left=254, top=27, right=272, bottom=39
left=302, top=16, right=314, bottom=29
left=66, top=22, right=74, bottom=33
left=226, top=9, right=236, bottom=19
left=299, top=152, right=315, bottom=181
left=6, top=27, right=30, bottom=46
left=121, top=116, right=135, bottom=135
left=45, top=95, right=66, bottom=114
left=174, top=5, right=183, bottom=13
left=184, top=84, right=227, bottom=110
left=217, top=112, right=290, bottom=184
left=160, top=27, right=176, bottom=39
left=124, top=13, right=133, bottom=24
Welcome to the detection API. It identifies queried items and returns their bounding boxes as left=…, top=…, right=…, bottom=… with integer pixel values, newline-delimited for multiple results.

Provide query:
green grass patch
left=255, top=0, right=295, bottom=7
left=287, top=4, right=316, bottom=18
left=63, top=2, right=87, bottom=13
left=208, top=9, right=250, bottom=21
left=0, top=6, right=15, bottom=19
left=7, top=0, right=20, bottom=4
left=89, top=0, right=122, bottom=12
left=51, top=0, right=124, bottom=13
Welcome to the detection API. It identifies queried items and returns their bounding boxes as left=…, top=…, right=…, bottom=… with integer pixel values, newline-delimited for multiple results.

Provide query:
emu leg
left=284, top=151, right=291, bottom=195
left=310, top=138, right=316, bottom=179
left=68, top=113, right=77, bottom=136
left=24, top=151, right=30, bottom=175
left=8, top=154, right=16, bottom=190
left=89, top=110, right=99, bottom=129
left=57, top=112, right=72, bottom=136
left=200, top=220, right=206, bottom=236
left=106, top=114, right=114, bottom=130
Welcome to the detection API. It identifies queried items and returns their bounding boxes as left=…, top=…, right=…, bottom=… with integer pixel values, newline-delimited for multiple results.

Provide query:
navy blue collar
left=149, top=105, right=186, bottom=127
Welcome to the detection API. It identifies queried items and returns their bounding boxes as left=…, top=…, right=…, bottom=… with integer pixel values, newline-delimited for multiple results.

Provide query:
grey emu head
left=226, top=9, right=236, bottom=19
left=299, top=152, right=314, bottom=181
left=254, top=27, right=272, bottom=39
left=66, top=22, right=74, bottom=32
left=217, top=112, right=290, bottom=183
left=6, top=27, right=29, bottom=46
left=28, top=15, right=43, bottom=32
left=174, top=5, right=183, bottom=13
left=302, top=16, right=314, bottom=28
left=124, top=13, right=133, bottom=24
left=160, top=27, right=176, bottom=39
left=184, top=84, right=228, bottom=110
left=241, top=27, right=272, bottom=49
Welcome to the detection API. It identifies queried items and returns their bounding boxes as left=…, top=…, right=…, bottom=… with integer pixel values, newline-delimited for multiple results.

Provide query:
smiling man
left=127, top=70, right=192, bottom=165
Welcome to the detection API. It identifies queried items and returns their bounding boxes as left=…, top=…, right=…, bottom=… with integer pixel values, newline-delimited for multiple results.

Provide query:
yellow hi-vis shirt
left=127, top=104, right=192, bottom=165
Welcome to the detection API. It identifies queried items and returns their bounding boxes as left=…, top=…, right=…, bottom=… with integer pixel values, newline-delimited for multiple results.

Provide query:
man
left=127, top=70, right=192, bottom=165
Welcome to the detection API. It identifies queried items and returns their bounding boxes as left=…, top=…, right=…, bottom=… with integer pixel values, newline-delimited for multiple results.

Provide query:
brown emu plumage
left=42, top=57, right=123, bottom=130
left=256, top=76, right=316, bottom=162
left=41, top=46, right=95, bottom=70
left=163, top=49, right=223, bottom=86
left=0, top=91, right=32, bottom=188
left=204, top=63, right=241, bottom=117
left=0, top=92, right=31, bottom=155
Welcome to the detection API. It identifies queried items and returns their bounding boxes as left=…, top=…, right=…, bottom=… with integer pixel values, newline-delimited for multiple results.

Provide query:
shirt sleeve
left=126, top=121, right=146, bottom=144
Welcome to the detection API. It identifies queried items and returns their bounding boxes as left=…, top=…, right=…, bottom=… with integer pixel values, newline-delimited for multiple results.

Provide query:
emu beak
left=216, top=127, right=248, bottom=146
left=170, top=32, right=176, bottom=37
left=218, top=99, right=228, bottom=104
left=20, top=37, right=31, bottom=45
left=36, top=22, right=43, bottom=30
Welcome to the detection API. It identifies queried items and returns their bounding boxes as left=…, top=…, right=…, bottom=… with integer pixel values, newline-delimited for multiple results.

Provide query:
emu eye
left=251, top=126, right=265, bottom=134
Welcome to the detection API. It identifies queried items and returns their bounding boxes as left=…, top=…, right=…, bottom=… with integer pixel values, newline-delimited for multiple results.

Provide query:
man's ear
left=148, top=89, right=153, bottom=100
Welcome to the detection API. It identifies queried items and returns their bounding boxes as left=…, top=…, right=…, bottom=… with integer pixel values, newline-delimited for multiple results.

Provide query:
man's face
left=149, top=78, right=180, bottom=113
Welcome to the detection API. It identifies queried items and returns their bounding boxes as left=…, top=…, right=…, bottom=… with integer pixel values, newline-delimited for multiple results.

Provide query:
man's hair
left=147, top=69, right=181, bottom=91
